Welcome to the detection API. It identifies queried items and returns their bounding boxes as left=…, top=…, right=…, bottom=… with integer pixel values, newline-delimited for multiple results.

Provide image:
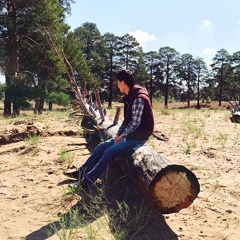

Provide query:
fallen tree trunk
left=81, top=109, right=200, bottom=214
left=43, top=29, right=200, bottom=213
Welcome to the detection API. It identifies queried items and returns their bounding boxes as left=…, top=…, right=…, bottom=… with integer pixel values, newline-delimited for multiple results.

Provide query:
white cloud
left=202, top=19, right=212, bottom=27
left=128, top=30, right=157, bottom=44
left=202, top=48, right=217, bottom=66
left=202, top=48, right=216, bottom=54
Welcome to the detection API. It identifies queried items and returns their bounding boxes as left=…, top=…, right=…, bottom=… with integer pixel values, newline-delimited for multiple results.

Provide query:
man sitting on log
left=64, top=69, right=154, bottom=189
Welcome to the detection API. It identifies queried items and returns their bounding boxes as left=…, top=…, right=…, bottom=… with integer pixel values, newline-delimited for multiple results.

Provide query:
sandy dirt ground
left=0, top=101, right=239, bottom=240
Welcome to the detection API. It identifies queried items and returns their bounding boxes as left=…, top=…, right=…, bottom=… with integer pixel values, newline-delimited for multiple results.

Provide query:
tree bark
left=81, top=112, right=200, bottom=214
left=4, top=76, right=12, bottom=116
left=4, top=3, right=19, bottom=116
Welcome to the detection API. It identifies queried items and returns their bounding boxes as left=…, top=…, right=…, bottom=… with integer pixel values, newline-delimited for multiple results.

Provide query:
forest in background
left=0, top=0, right=240, bottom=116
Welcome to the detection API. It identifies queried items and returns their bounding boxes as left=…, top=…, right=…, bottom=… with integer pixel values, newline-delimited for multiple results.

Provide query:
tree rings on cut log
left=149, top=165, right=200, bottom=214
left=118, top=145, right=200, bottom=214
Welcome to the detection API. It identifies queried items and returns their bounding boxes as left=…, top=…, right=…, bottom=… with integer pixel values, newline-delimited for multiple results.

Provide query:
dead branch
left=40, top=26, right=93, bottom=117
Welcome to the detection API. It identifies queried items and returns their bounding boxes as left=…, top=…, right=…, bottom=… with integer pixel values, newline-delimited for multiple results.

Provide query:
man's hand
left=114, top=135, right=123, bottom=144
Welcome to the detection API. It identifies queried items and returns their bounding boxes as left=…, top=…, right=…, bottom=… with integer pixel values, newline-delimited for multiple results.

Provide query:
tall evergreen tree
left=211, top=49, right=231, bottom=106
left=231, top=51, right=240, bottom=103
left=158, top=47, right=180, bottom=108
left=64, top=31, right=94, bottom=89
left=134, top=52, right=150, bottom=88
left=0, top=0, right=19, bottom=115
left=178, top=54, right=197, bottom=108
left=101, top=32, right=119, bottom=108
left=116, top=33, right=141, bottom=71
left=0, top=0, right=75, bottom=115
left=21, top=0, right=75, bottom=113
left=195, top=57, right=208, bottom=109
left=143, top=51, right=160, bottom=103
left=73, top=22, right=104, bottom=81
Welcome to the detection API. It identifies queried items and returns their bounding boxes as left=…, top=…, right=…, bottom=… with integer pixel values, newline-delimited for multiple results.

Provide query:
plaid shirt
left=117, top=97, right=144, bottom=137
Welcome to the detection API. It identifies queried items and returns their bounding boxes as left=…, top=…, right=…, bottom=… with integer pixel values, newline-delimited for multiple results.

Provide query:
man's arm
left=116, top=121, right=125, bottom=136
left=114, top=97, right=144, bottom=144
left=121, top=97, right=144, bottom=137
left=120, top=97, right=145, bottom=138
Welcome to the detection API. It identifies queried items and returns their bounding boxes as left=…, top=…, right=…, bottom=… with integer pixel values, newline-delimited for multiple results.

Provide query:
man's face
left=117, top=80, right=124, bottom=93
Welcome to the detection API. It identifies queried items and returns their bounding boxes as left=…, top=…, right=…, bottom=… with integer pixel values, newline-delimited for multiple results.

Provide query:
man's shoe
left=63, top=170, right=79, bottom=179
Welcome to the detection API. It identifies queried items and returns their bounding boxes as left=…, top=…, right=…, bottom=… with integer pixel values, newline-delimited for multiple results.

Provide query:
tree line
left=0, top=0, right=240, bottom=116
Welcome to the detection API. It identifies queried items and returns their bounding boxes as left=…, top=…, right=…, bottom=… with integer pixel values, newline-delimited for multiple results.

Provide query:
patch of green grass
left=25, top=134, right=40, bottom=148
left=161, top=109, right=171, bottom=115
left=185, top=140, right=196, bottom=154
left=215, top=131, right=228, bottom=148
left=48, top=183, right=151, bottom=240
left=47, top=208, right=80, bottom=240
left=57, top=148, right=76, bottom=168
left=60, top=185, right=80, bottom=203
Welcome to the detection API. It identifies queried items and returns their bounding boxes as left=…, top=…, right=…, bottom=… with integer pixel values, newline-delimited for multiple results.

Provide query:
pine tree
left=211, top=49, right=231, bottom=106
left=0, top=0, right=75, bottom=115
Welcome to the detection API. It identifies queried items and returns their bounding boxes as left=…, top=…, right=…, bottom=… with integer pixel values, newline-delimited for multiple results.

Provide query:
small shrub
left=215, top=131, right=228, bottom=148
left=25, top=135, right=40, bottom=148
left=47, top=182, right=151, bottom=240
left=206, top=97, right=211, bottom=103
left=57, top=148, right=76, bottom=168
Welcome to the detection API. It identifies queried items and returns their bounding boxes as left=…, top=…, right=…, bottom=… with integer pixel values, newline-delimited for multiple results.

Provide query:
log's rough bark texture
left=81, top=114, right=200, bottom=214
left=228, top=101, right=240, bottom=123
left=120, top=146, right=200, bottom=214
left=230, top=113, right=240, bottom=123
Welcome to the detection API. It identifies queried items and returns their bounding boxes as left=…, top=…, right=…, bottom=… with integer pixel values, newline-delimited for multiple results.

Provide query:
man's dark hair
left=116, top=69, right=135, bottom=89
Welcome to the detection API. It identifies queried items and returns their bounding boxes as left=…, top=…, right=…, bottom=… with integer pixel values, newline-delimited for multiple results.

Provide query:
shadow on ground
left=26, top=164, right=178, bottom=240
left=26, top=135, right=178, bottom=240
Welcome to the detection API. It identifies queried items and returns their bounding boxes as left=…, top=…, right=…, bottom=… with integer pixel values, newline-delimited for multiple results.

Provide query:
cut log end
left=230, top=114, right=240, bottom=123
left=149, top=165, right=200, bottom=214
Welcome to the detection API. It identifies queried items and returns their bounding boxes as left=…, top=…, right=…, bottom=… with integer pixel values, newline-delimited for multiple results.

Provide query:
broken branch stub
left=94, top=90, right=105, bottom=121
left=113, top=106, right=121, bottom=125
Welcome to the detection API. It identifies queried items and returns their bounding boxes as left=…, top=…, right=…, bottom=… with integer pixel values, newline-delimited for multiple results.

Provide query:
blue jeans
left=79, top=138, right=146, bottom=186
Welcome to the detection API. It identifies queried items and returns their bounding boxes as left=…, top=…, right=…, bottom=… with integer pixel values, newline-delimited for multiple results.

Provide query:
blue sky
left=67, top=0, right=240, bottom=65
left=1, top=0, right=240, bottom=83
